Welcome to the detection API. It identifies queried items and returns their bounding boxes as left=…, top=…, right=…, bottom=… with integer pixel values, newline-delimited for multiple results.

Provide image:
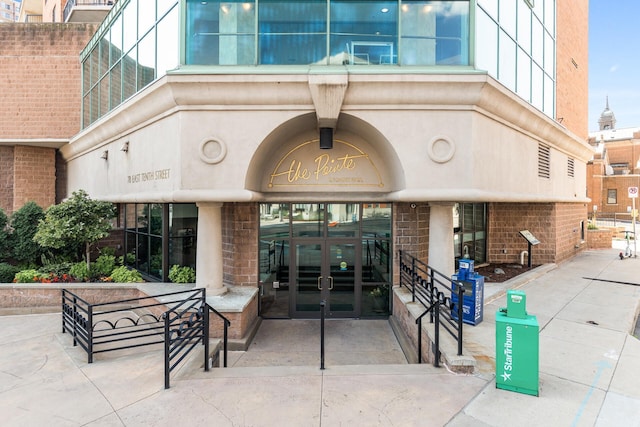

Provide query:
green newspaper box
left=495, top=290, right=539, bottom=396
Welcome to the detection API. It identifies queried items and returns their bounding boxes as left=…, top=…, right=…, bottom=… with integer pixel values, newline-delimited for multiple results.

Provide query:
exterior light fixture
left=381, top=7, right=389, bottom=13
left=120, top=141, right=129, bottom=152
left=100, top=150, right=108, bottom=160
left=319, top=127, right=333, bottom=149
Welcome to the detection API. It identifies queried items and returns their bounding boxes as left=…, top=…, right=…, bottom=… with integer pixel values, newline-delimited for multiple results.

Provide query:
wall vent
left=538, top=143, right=551, bottom=178
left=567, top=157, right=575, bottom=177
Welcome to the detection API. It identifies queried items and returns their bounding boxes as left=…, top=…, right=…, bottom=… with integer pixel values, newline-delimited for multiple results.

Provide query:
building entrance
left=292, top=240, right=357, bottom=318
left=259, top=203, right=392, bottom=319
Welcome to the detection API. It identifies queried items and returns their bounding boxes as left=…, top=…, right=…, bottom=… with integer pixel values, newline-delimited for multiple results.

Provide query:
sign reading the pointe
left=628, top=187, right=638, bottom=198
left=267, top=139, right=384, bottom=191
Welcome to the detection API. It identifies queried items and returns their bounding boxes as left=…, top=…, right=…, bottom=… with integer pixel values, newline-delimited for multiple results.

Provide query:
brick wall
left=587, top=229, right=614, bottom=250
left=599, top=175, right=640, bottom=216
left=488, top=202, right=587, bottom=265
left=488, top=203, right=556, bottom=265
left=222, top=203, right=259, bottom=287
left=392, top=202, right=429, bottom=284
left=12, top=146, right=56, bottom=212
left=0, top=23, right=97, bottom=139
left=556, top=0, right=589, bottom=139
left=0, top=146, right=14, bottom=214
left=554, top=202, right=588, bottom=263
left=0, top=23, right=97, bottom=215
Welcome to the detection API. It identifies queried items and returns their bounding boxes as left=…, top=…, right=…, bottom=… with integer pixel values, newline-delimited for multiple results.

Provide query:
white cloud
left=609, top=64, right=619, bottom=72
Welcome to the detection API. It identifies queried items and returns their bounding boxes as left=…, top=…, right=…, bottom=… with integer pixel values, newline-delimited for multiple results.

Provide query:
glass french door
left=292, top=240, right=357, bottom=318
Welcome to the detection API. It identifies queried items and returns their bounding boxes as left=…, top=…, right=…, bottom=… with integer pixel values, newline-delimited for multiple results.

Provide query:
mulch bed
left=473, top=263, right=539, bottom=283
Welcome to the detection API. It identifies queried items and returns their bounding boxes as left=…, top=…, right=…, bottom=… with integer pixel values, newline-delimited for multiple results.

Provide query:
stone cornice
left=61, top=72, right=593, bottom=163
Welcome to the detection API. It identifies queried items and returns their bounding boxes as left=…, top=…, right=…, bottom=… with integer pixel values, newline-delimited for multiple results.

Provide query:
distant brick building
left=587, top=99, right=640, bottom=219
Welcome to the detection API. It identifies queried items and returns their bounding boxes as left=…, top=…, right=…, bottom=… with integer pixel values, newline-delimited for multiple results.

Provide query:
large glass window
left=124, top=203, right=198, bottom=281
left=453, top=203, right=486, bottom=264
left=260, top=0, right=326, bottom=65
left=331, top=1, right=397, bottom=65
left=475, top=0, right=556, bottom=119
left=185, top=0, right=256, bottom=65
left=81, top=0, right=179, bottom=128
left=83, top=0, right=473, bottom=127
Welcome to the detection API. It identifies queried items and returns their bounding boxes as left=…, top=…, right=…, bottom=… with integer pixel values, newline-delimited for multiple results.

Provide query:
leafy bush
left=10, top=201, right=45, bottom=265
left=110, top=266, right=144, bottom=283
left=13, top=269, right=41, bottom=283
left=92, top=254, right=116, bottom=278
left=34, top=190, right=116, bottom=270
left=169, top=265, right=196, bottom=283
left=118, top=252, right=136, bottom=266
left=100, top=247, right=116, bottom=257
left=0, top=263, right=20, bottom=283
left=70, top=262, right=90, bottom=282
left=0, top=208, right=10, bottom=261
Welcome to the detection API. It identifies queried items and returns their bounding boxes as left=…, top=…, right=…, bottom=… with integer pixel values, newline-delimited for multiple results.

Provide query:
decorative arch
left=245, top=113, right=404, bottom=195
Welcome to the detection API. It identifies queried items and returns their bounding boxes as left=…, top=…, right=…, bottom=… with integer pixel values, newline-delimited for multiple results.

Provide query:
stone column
left=428, top=202, right=455, bottom=278
left=196, top=202, right=227, bottom=295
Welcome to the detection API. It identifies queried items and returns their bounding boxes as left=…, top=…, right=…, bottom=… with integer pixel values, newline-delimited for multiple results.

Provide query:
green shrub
left=99, top=247, right=116, bottom=257
left=0, top=263, right=20, bottom=283
left=10, top=201, right=45, bottom=265
left=0, top=209, right=10, bottom=261
left=118, top=252, right=136, bottom=266
left=110, top=266, right=144, bottom=283
left=169, top=265, right=196, bottom=283
left=13, top=269, right=41, bottom=283
left=70, top=262, right=90, bottom=282
left=92, top=254, right=116, bottom=278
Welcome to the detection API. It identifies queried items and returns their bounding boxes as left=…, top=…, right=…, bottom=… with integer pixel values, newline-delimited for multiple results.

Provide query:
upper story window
left=184, top=0, right=470, bottom=66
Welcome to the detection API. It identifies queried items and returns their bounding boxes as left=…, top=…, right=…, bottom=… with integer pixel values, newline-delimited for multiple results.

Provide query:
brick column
left=196, top=202, right=227, bottom=295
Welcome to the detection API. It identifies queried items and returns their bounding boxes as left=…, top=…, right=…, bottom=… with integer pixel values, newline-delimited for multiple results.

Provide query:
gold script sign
left=268, top=139, right=384, bottom=189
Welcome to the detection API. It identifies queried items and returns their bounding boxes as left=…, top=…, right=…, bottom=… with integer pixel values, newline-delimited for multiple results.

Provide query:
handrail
left=206, top=302, right=231, bottom=369
left=61, top=287, right=231, bottom=390
left=164, top=290, right=231, bottom=389
left=398, top=250, right=465, bottom=367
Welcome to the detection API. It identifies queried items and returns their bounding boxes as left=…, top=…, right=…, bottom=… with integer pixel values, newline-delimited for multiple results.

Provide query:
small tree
left=34, top=190, right=117, bottom=270
left=10, top=201, right=45, bottom=265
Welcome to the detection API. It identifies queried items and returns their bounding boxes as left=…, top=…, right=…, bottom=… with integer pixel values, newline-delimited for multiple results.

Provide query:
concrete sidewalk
left=0, top=247, right=639, bottom=426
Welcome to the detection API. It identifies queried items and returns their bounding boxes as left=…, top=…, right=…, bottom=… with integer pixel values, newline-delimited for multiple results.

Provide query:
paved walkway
left=0, top=246, right=639, bottom=426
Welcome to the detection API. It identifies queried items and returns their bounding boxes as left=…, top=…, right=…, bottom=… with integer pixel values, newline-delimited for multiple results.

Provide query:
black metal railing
left=398, top=250, right=464, bottom=367
left=61, top=287, right=230, bottom=389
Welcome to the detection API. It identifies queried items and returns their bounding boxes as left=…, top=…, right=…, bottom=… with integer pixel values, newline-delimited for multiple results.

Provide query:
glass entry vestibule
left=259, top=203, right=392, bottom=319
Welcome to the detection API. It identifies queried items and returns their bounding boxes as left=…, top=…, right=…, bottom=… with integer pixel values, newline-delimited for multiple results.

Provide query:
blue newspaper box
left=451, top=260, right=484, bottom=325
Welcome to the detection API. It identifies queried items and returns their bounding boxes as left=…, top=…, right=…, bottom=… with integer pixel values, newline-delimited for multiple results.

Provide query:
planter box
left=586, top=229, right=614, bottom=250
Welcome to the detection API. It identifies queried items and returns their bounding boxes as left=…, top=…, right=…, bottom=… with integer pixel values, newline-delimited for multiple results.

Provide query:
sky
left=588, top=0, right=640, bottom=131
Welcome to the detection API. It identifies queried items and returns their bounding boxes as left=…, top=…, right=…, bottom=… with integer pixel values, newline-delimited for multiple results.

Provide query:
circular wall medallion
left=427, top=136, right=456, bottom=164
left=199, top=138, right=227, bottom=164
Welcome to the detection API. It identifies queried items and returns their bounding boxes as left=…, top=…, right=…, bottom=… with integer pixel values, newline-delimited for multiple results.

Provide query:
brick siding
left=0, top=146, right=14, bottom=214
left=12, top=146, right=56, bottom=212
left=222, top=203, right=259, bottom=287
left=488, top=202, right=587, bottom=265
left=392, top=202, right=429, bottom=284
left=556, top=0, right=589, bottom=139
left=0, top=23, right=97, bottom=139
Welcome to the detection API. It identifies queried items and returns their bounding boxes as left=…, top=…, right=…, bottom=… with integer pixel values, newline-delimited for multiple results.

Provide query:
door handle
left=328, top=276, right=334, bottom=290
left=317, top=276, right=323, bottom=290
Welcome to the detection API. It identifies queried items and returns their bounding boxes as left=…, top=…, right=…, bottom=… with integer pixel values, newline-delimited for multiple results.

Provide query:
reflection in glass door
left=259, top=202, right=392, bottom=319
left=292, top=241, right=356, bottom=318
left=327, top=242, right=356, bottom=317
left=293, top=241, right=323, bottom=315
